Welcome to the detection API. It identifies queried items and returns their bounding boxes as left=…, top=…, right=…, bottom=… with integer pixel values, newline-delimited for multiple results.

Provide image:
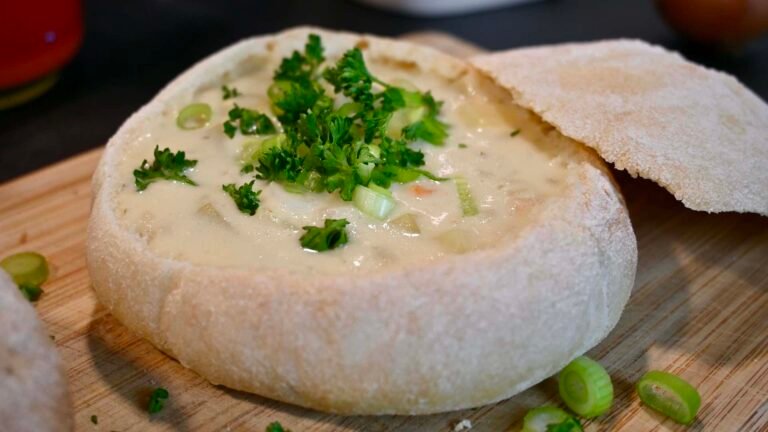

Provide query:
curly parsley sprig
left=224, top=104, right=276, bottom=138
left=222, top=180, right=262, bottom=216
left=244, top=34, right=449, bottom=203
left=133, top=146, right=198, bottom=191
left=300, top=218, right=350, bottom=252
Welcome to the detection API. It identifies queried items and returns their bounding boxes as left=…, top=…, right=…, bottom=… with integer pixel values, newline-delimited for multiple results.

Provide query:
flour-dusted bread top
left=473, top=40, right=768, bottom=216
left=0, top=270, right=72, bottom=431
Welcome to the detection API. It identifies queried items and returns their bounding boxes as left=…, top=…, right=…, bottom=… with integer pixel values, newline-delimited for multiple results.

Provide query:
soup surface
left=114, top=47, right=578, bottom=274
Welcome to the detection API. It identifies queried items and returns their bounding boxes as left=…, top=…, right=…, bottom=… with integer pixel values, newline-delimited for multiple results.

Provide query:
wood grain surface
left=0, top=33, right=766, bottom=432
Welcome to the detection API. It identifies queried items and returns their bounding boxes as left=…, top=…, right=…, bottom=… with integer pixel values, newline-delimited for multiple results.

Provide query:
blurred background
left=1, top=0, right=766, bottom=182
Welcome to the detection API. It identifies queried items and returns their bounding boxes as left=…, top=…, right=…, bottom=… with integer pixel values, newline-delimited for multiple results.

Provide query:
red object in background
left=0, top=0, right=83, bottom=89
left=656, top=0, right=768, bottom=44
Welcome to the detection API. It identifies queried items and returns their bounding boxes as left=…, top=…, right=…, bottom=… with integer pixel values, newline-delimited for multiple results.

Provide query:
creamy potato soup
left=114, top=39, right=578, bottom=274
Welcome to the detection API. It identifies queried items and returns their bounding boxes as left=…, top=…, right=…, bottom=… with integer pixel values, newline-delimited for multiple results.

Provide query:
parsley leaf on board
left=133, top=146, right=198, bottom=191
left=546, top=416, right=583, bottom=432
left=147, top=387, right=169, bottom=414
left=222, top=180, right=262, bottom=216
left=221, top=85, right=240, bottom=100
left=19, top=284, right=43, bottom=302
left=300, top=218, right=350, bottom=252
left=266, top=421, right=291, bottom=432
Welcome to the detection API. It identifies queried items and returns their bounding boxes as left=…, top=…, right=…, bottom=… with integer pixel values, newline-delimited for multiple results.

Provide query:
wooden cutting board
left=0, top=33, right=766, bottom=432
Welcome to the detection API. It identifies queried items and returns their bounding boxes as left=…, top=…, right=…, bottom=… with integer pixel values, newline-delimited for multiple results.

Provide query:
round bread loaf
left=87, top=27, right=637, bottom=415
left=0, top=270, right=72, bottom=431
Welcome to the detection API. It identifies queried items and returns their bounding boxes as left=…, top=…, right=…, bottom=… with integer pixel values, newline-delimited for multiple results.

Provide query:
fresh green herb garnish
left=510, top=129, right=521, bottom=137
left=300, top=218, right=350, bottom=252
left=242, top=34, right=447, bottom=203
left=224, top=104, right=276, bottom=138
left=222, top=180, right=262, bottom=215
left=19, top=284, right=43, bottom=302
left=266, top=421, right=291, bottom=432
left=90, top=415, right=98, bottom=425
left=458, top=143, right=468, bottom=148
left=147, top=387, right=169, bottom=414
left=401, top=92, right=448, bottom=145
left=546, top=417, right=583, bottom=432
left=134, top=146, right=197, bottom=191
left=222, top=85, right=240, bottom=100
left=522, top=406, right=583, bottom=432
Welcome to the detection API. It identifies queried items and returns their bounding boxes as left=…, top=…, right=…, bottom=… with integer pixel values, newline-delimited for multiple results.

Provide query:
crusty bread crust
left=87, top=27, right=637, bottom=415
left=473, top=40, right=768, bottom=216
left=0, top=271, right=72, bottom=431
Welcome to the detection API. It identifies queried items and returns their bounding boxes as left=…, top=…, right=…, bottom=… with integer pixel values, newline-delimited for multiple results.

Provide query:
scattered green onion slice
left=1, top=252, right=49, bottom=286
left=522, top=406, right=583, bottom=432
left=636, top=370, right=701, bottom=425
left=455, top=176, right=478, bottom=217
left=353, top=185, right=396, bottom=220
left=558, top=356, right=613, bottom=418
left=176, top=103, right=212, bottom=130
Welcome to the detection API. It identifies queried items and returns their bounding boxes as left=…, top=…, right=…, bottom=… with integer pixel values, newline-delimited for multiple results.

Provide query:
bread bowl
left=0, top=270, right=72, bottom=431
left=87, top=27, right=637, bottom=415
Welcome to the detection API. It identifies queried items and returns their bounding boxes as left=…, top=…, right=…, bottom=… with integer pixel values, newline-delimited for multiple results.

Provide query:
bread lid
left=472, top=40, right=768, bottom=216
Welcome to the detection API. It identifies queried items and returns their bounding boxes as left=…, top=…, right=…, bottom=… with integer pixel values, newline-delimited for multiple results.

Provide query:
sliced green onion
left=353, top=185, right=395, bottom=220
left=455, top=176, right=478, bottom=217
left=357, top=162, right=374, bottom=183
left=241, top=134, right=286, bottom=165
left=176, top=103, right=212, bottom=130
left=336, top=102, right=363, bottom=117
left=1, top=252, right=49, bottom=286
left=281, top=183, right=307, bottom=195
left=240, top=140, right=262, bottom=164
left=368, top=145, right=381, bottom=159
left=303, top=171, right=325, bottom=192
left=522, top=406, right=583, bottom=432
left=558, top=356, right=613, bottom=418
left=368, top=183, right=392, bottom=197
left=636, top=370, right=701, bottom=425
